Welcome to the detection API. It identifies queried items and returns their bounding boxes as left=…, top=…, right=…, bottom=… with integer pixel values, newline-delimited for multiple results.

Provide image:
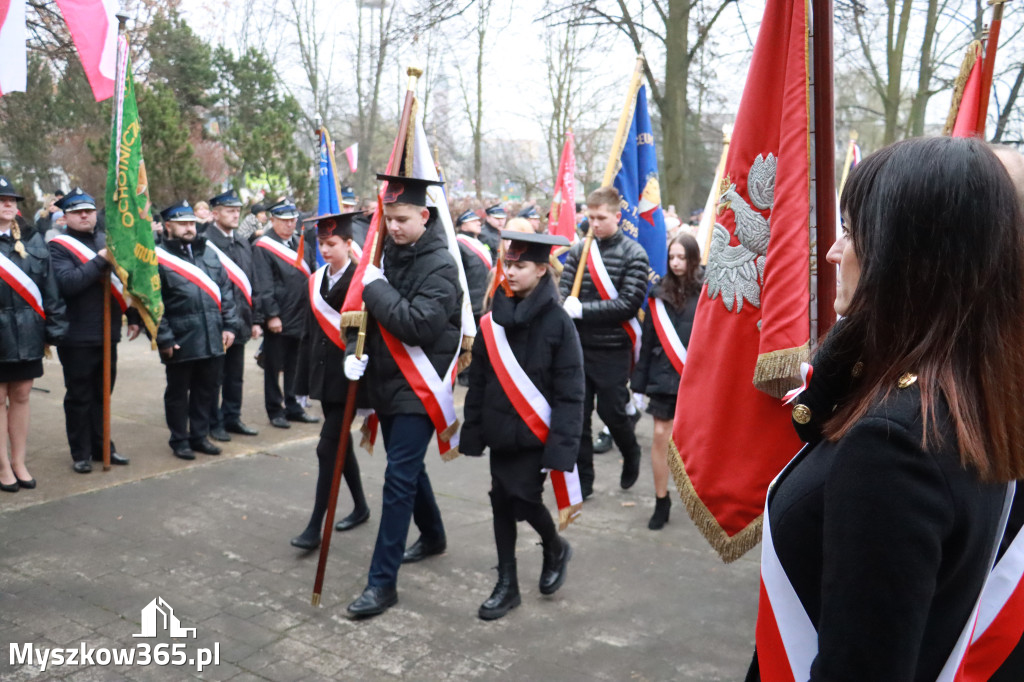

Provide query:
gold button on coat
left=793, top=404, right=812, bottom=424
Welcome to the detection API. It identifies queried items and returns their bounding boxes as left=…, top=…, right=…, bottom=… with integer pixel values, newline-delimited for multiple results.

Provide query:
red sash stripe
left=0, top=251, right=45, bottom=318
left=255, top=236, right=312, bottom=276
left=586, top=244, right=642, bottom=363
left=457, top=234, right=493, bottom=269
left=205, top=240, right=253, bottom=307
left=155, top=247, right=222, bottom=310
left=51, top=235, right=130, bottom=313
left=309, top=264, right=345, bottom=350
left=649, top=296, right=686, bottom=375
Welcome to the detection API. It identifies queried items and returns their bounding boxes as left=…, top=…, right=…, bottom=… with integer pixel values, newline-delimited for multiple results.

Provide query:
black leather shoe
left=479, top=561, right=521, bottom=621
left=92, top=452, right=130, bottom=465
left=73, top=460, right=93, bottom=474
left=286, top=411, right=320, bottom=424
left=225, top=421, right=259, bottom=436
left=335, top=507, right=370, bottom=532
left=16, top=476, right=36, bottom=489
left=402, top=535, right=447, bottom=564
left=539, top=537, right=572, bottom=595
left=290, top=526, right=320, bottom=550
left=593, top=429, right=613, bottom=454
left=210, top=428, right=232, bottom=442
left=172, top=446, right=196, bottom=461
left=270, top=416, right=291, bottom=429
left=191, top=439, right=222, bottom=455
left=0, top=479, right=19, bottom=492
left=620, top=449, right=641, bottom=490
left=347, top=585, right=398, bottom=619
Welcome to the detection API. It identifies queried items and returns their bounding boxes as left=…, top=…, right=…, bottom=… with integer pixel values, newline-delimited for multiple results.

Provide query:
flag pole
left=697, top=124, right=732, bottom=265
left=312, top=65, right=422, bottom=607
left=570, top=55, right=645, bottom=298
left=102, top=10, right=129, bottom=472
left=837, top=130, right=857, bottom=198
left=977, top=0, right=1008, bottom=136
left=811, top=0, right=837, bottom=334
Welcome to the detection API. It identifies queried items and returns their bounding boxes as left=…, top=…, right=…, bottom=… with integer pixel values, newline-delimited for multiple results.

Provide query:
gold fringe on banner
left=341, top=311, right=365, bottom=329
left=462, top=335, right=474, bottom=351
left=942, top=41, right=982, bottom=136
left=440, top=447, right=461, bottom=462
left=558, top=503, right=582, bottom=531
left=753, top=342, right=809, bottom=399
left=457, top=352, right=472, bottom=373
left=668, top=439, right=764, bottom=563
left=359, top=417, right=376, bottom=455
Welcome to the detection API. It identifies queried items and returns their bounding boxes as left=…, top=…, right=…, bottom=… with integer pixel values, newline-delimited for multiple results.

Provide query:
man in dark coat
left=478, top=204, right=506, bottom=252
left=558, top=186, right=649, bottom=498
left=252, top=198, right=319, bottom=428
left=204, top=189, right=261, bottom=440
left=156, top=201, right=241, bottom=460
left=343, top=174, right=462, bottom=619
left=49, top=187, right=141, bottom=473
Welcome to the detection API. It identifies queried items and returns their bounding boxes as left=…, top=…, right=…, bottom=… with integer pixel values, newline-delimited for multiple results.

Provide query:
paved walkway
left=0, top=340, right=759, bottom=680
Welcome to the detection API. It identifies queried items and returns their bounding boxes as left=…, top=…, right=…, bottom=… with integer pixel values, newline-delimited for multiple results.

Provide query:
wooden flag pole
left=570, top=55, right=645, bottom=298
left=812, top=0, right=837, bottom=334
left=311, top=66, right=422, bottom=608
left=698, top=124, right=732, bottom=266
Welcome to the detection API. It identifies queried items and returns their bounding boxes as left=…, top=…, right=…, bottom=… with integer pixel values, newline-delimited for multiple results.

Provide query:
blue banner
left=315, top=131, right=340, bottom=267
left=614, top=85, right=667, bottom=284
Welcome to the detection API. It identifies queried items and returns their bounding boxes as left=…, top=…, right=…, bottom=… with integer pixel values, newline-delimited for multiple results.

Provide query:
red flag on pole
left=952, top=43, right=985, bottom=138
left=670, top=0, right=810, bottom=562
left=548, top=131, right=577, bottom=244
left=54, top=0, right=118, bottom=101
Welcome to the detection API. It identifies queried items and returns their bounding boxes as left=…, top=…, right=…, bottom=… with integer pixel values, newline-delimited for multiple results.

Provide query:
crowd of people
left=3, top=136, right=1023, bottom=676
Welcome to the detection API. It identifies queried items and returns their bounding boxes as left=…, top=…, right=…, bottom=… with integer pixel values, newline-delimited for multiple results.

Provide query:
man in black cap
left=155, top=201, right=241, bottom=460
left=343, top=173, right=462, bottom=618
left=205, top=189, right=261, bottom=441
left=479, top=204, right=506, bottom=253
left=49, top=188, right=140, bottom=473
left=252, top=198, right=319, bottom=428
left=454, top=209, right=491, bottom=387
left=518, top=204, right=542, bottom=233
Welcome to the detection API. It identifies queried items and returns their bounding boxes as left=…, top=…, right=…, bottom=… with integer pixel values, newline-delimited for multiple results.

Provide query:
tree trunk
left=661, top=0, right=691, bottom=208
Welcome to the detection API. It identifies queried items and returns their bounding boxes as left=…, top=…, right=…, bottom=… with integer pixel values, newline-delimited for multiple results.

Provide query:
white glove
left=362, top=264, right=386, bottom=287
left=563, top=296, right=582, bottom=319
left=631, top=392, right=645, bottom=413
left=356, top=408, right=374, bottom=418
left=344, top=354, right=369, bottom=380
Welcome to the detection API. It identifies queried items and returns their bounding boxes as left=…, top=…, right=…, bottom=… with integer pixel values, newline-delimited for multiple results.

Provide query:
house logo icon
left=132, top=597, right=197, bottom=639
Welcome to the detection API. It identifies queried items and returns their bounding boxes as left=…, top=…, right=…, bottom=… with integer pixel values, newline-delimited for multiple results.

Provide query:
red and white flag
left=548, top=131, right=577, bottom=245
left=54, top=0, right=118, bottom=102
left=952, top=42, right=985, bottom=138
left=671, top=0, right=810, bottom=562
left=0, top=0, right=27, bottom=97
left=343, top=143, right=358, bottom=174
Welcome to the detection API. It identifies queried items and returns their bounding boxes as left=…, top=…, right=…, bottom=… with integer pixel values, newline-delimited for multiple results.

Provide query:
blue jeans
left=367, top=414, right=446, bottom=588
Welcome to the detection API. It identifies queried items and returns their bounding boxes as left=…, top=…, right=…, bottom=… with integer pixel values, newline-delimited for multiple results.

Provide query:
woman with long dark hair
left=748, top=137, right=1024, bottom=680
left=631, top=232, right=702, bottom=529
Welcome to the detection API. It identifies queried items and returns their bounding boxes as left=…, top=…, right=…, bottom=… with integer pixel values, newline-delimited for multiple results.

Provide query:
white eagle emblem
left=705, top=153, right=776, bottom=313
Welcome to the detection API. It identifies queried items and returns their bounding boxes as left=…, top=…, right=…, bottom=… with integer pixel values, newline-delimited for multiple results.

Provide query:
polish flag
left=0, top=0, right=27, bottom=97
left=343, top=143, right=359, bottom=173
left=55, top=0, right=118, bottom=102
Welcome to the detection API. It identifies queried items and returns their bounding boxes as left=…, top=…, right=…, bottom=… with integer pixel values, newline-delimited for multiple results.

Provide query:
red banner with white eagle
left=669, top=0, right=809, bottom=561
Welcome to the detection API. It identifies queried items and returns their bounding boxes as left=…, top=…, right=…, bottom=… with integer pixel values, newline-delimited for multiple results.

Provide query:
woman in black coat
left=747, top=137, right=1024, bottom=681
left=461, top=231, right=584, bottom=621
left=290, top=213, right=369, bottom=550
left=631, top=233, right=702, bottom=530
left=0, top=177, right=66, bottom=492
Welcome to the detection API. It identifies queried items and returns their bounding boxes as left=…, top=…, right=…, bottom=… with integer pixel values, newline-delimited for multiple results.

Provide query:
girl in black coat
left=631, top=233, right=702, bottom=530
left=461, top=232, right=585, bottom=621
left=290, top=213, right=369, bottom=550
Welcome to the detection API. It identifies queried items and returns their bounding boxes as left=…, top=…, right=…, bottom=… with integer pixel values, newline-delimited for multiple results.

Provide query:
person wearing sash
left=49, top=187, right=141, bottom=473
left=461, top=231, right=584, bottom=620
left=746, top=138, right=1024, bottom=681
left=478, top=204, right=506, bottom=253
left=290, top=211, right=370, bottom=550
left=342, top=174, right=461, bottom=619
left=156, top=201, right=241, bottom=461
left=0, top=176, right=66, bottom=492
left=205, top=189, right=262, bottom=441
left=252, top=198, right=319, bottom=429
left=558, top=186, right=648, bottom=499
left=455, top=209, right=491, bottom=387
left=631, top=233, right=702, bottom=529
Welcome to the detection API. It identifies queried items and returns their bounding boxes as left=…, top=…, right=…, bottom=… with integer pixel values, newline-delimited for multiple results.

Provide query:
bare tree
left=287, top=0, right=336, bottom=128
left=353, top=0, right=400, bottom=195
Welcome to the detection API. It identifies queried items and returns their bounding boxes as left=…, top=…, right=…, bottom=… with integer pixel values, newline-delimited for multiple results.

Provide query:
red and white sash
left=51, top=234, right=130, bottom=313
left=755, top=449, right=1017, bottom=682
left=457, top=234, right=492, bottom=269
left=0, top=250, right=44, bottom=318
left=479, top=313, right=583, bottom=529
left=309, top=264, right=346, bottom=350
left=586, top=243, right=642, bottom=363
left=155, top=247, right=222, bottom=310
left=376, top=323, right=461, bottom=460
left=649, top=296, right=686, bottom=375
left=205, top=240, right=252, bottom=307
left=255, top=236, right=312, bottom=276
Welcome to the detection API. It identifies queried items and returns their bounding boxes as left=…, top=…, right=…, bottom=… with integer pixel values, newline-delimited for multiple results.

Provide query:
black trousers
left=263, top=333, right=300, bottom=419
left=304, top=401, right=368, bottom=531
left=577, top=347, right=639, bottom=492
left=57, top=345, right=117, bottom=463
left=490, top=448, right=558, bottom=566
left=214, top=340, right=246, bottom=429
left=164, top=356, right=220, bottom=449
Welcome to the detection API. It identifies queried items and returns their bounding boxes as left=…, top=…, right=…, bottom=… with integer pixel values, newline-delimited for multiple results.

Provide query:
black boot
left=290, top=525, right=320, bottom=550
left=620, top=447, right=641, bottom=489
left=478, top=560, right=521, bottom=620
left=648, top=495, right=671, bottom=530
left=539, top=537, right=572, bottom=595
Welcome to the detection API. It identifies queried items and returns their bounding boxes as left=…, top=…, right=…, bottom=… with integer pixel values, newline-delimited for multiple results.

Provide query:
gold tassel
left=440, top=446, right=461, bottom=462
left=943, top=41, right=982, bottom=136
left=359, top=418, right=376, bottom=455
left=558, top=502, right=583, bottom=531
left=439, top=419, right=460, bottom=442
left=340, top=311, right=365, bottom=329
left=457, top=352, right=472, bottom=373
left=461, top=335, right=474, bottom=351
left=668, top=440, right=764, bottom=563
left=753, top=342, right=809, bottom=399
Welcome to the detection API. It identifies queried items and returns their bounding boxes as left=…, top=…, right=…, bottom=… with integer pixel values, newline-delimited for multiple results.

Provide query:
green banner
left=105, top=40, right=163, bottom=338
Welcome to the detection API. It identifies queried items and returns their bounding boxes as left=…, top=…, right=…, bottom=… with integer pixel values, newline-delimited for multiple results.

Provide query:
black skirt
left=490, top=447, right=546, bottom=505
left=0, top=359, right=43, bottom=383
left=646, top=392, right=677, bottom=421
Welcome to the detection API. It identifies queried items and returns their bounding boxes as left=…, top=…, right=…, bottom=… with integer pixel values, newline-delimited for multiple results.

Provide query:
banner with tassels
left=670, top=0, right=809, bottom=562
